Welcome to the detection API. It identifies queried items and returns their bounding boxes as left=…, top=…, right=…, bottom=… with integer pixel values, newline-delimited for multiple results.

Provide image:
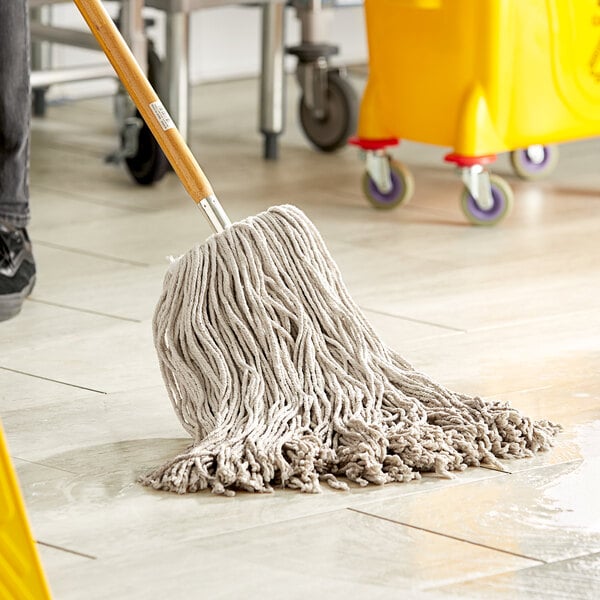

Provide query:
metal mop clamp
left=73, top=0, right=231, bottom=234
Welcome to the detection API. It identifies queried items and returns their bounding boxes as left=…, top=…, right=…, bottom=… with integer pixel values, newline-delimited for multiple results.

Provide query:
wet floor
left=1, top=74, right=600, bottom=598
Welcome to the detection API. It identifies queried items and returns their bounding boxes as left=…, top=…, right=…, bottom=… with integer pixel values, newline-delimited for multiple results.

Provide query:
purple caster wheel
left=461, top=174, right=514, bottom=226
left=362, top=158, right=414, bottom=210
left=510, top=145, right=559, bottom=180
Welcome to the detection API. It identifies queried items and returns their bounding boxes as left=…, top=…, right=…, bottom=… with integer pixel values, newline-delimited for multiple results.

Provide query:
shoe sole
left=0, top=275, right=36, bottom=322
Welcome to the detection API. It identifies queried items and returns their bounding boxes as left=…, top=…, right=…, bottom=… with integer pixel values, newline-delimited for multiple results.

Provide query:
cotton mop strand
left=75, top=0, right=560, bottom=497
left=145, top=204, right=559, bottom=495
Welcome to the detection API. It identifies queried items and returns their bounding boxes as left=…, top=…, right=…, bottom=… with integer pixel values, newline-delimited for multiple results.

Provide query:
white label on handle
left=149, top=101, right=175, bottom=131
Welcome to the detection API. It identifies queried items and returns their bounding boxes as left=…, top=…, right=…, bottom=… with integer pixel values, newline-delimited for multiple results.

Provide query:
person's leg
left=0, top=0, right=31, bottom=227
left=0, top=0, right=35, bottom=322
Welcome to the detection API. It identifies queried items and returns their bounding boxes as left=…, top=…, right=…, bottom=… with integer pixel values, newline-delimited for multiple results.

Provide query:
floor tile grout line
left=348, top=460, right=587, bottom=511
left=490, top=457, right=584, bottom=478
left=124, top=504, right=352, bottom=547
left=363, top=306, right=600, bottom=338
left=532, top=550, right=600, bottom=568
left=18, top=474, right=516, bottom=554
left=338, top=257, right=600, bottom=334
left=359, top=307, right=467, bottom=333
left=346, top=472, right=511, bottom=510
left=36, top=540, right=97, bottom=561
left=419, top=564, right=537, bottom=593
left=347, top=508, right=547, bottom=564
left=32, top=143, right=108, bottom=161
left=27, top=298, right=142, bottom=323
left=11, top=455, right=78, bottom=475
left=465, top=306, right=600, bottom=335
left=31, top=182, right=155, bottom=214
left=32, top=239, right=150, bottom=267
left=0, top=366, right=107, bottom=395
left=421, top=550, right=600, bottom=593
left=346, top=471, right=521, bottom=515
left=478, top=465, right=509, bottom=473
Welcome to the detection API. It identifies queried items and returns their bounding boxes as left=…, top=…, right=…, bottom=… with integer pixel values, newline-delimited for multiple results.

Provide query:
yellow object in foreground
left=0, top=422, right=52, bottom=599
left=359, top=0, right=600, bottom=156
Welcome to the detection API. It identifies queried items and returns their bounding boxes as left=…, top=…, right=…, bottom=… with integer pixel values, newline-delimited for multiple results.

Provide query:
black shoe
left=0, top=222, right=36, bottom=322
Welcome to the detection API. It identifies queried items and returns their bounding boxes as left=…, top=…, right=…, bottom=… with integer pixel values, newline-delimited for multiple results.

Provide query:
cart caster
left=461, top=173, right=514, bottom=226
left=362, top=152, right=414, bottom=209
left=124, top=44, right=168, bottom=185
left=510, top=145, right=558, bottom=180
left=299, top=69, right=358, bottom=152
left=122, top=118, right=169, bottom=186
left=110, top=43, right=169, bottom=185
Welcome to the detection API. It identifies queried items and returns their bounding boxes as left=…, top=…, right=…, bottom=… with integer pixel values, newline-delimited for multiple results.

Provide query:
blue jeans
left=0, top=0, right=30, bottom=228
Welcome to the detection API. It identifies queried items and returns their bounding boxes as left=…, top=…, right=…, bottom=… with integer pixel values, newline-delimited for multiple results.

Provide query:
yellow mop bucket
left=0, top=422, right=52, bottom=599
left=352, top=0, right=600, bottom=224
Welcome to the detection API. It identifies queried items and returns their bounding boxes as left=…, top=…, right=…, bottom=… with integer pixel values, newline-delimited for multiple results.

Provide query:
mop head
left=143, top=205, right=559, bottom=496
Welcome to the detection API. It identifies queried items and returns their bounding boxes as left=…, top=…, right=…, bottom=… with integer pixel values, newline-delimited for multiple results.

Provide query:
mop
left=75, top=0, right=560, bottom=496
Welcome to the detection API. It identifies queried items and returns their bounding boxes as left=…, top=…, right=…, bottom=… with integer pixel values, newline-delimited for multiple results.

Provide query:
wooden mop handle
left=73, top=0, right=214, bottom=204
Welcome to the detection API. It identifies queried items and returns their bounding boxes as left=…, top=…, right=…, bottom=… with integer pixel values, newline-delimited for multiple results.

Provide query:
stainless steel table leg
left=260, top=1, right=286, bottom=160
left=119, top=0, right=148, bottom=73
left=165, top=11, right=190, bottom=142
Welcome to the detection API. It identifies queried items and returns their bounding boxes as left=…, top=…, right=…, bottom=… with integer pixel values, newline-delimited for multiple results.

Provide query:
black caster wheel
left=122, top=45, right=169, bottom=186
left=299, top=71, right=358, bottom=153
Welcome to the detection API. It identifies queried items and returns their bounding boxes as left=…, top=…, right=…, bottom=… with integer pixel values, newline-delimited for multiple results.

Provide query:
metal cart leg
left=119, top=0, right=148, bottom=73
left=260, top=1, right=286, bottom=160
left=30, top=4, right=51, bottom=117
left=165, top=10, right=190, bottom=142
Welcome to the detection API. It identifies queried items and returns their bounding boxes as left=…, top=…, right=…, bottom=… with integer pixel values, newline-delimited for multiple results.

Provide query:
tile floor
left=2, top=73, right=600, bottom=599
